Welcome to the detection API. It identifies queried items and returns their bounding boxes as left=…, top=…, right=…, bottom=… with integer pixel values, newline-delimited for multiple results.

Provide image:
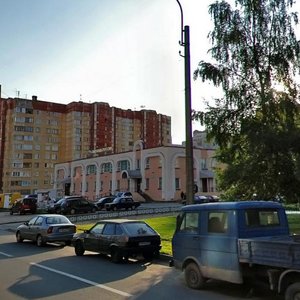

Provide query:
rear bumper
left=44, top=233, right=74, bottom=243
left=122, top=245, right=161, bottom=256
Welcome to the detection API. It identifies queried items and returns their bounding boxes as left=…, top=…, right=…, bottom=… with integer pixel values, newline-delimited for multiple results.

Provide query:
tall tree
left=193, top=0, right=300, bottom=202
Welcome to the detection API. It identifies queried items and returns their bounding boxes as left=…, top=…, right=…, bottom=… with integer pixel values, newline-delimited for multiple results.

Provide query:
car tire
left=70, top=208, right=76, bottom=215
left=285, top=282, right=300, bottom=300
left=113, top=207, right=117, bottom=211
left=91, top=207, right=96, bottom=213
left=16, top=231, right=24, bottom=243
left=185, top=262, right=205, bottom=289
left=36, top=235, right=45, bottom=247
left=74, top=240, right=85, bottom=256
left=111, top=247, right=122, bottom=263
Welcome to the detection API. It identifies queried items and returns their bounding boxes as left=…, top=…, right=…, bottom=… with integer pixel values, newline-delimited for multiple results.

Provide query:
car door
left=98, top=223, right=116, bottom=253
left=80, top=199, right=90, bottom=213
left=28, top=216, right=44, bottom=239
left=21, top=216, right=39, bottom=240
left=83, top=223, right=105, bottom=252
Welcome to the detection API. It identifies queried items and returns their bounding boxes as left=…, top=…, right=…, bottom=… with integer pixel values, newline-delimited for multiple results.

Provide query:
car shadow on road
left=8, top=253, right=149, bottom=299
left=0, top=241, right=67, bottom=260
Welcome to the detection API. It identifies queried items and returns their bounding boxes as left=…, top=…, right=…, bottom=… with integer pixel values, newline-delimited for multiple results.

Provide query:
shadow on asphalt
left=0, top=241, right=68, bottom=260
left=8, top=253, right=148, bottom=299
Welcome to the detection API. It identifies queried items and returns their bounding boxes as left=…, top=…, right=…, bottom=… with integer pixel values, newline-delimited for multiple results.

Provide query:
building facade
left=54, top=141, right=218, bottom=201
left=0, top=96, right=172, bottom=195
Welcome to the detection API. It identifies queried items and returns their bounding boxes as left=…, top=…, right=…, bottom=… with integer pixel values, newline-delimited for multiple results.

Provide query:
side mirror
left=24, top=221, right=29, bottom=226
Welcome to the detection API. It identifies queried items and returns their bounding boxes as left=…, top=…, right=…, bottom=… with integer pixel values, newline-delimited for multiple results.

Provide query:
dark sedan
left=72, top=219, right=161, bottom=263
left=16, top=214, right=76, bottom=247
left=48, top=196, right=97, bottom=215
left=95, top=196, right=115, bottom=210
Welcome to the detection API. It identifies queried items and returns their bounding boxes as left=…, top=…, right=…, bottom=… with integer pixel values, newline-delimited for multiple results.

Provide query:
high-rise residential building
left=0, top=95, right=172, bottom=195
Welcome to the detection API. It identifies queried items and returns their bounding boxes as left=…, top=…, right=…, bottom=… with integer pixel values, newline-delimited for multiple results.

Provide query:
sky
left=3, top=0, right=297, bottom=144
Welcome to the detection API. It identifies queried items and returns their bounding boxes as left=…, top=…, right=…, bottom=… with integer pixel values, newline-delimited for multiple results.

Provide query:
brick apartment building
left=0, top=94, right=172, bottom=195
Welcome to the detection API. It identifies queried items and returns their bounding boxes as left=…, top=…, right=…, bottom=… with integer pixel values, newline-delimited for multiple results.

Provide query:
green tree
left=193, top=0, right=300, bottom=202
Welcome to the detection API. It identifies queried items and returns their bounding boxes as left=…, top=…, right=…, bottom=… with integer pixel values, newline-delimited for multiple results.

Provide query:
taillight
left=47, top=226, right=53, bottom=234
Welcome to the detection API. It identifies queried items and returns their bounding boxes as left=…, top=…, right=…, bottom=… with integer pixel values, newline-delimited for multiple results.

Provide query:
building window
left=117, top=160, right=130, bottom=171
left=201, top=159, right=207, bottom=170
left=145, top=157, right=150, bottom=169
left=136, top=159, right=140, bottom=170
left=158, top=177, right=162, bottom=190
left=175, top=178, right=180, bottom=190
left=101, top=163, right=112, bottom=173
left=117, top=180, right=120, bottom=190
left=87, top=165, right=96, bottom=175
left=145, top=178, right=149, bottom=190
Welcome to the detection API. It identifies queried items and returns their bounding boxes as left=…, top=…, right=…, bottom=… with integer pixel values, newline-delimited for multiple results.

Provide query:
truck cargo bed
left=238, top=235, right=300, bottom=269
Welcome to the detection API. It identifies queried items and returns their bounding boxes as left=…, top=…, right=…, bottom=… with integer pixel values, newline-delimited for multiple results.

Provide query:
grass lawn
left=76, top=213, right=300, bottom=256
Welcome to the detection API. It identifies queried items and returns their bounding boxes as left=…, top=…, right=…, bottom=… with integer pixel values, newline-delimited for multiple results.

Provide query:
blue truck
left=170, top=201, right=300, bottom=300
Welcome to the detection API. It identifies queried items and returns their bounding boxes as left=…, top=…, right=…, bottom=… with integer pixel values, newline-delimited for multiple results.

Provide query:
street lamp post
left=176, top=0, right=194, bottom=204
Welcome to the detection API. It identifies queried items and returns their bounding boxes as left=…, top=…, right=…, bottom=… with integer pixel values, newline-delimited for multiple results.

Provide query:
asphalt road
left=0, top=211, right=282, bottom=300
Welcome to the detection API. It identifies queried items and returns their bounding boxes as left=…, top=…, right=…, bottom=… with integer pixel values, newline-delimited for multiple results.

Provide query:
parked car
left=183, top=195, right=219, bottom=205
left=105, top=197, right=140, bottom=211
left=115, top=191, right=133, bottom=198
left=10, top=197, right=37, bottom=215
left=15, top=214, right=76, bottom=247
left=47, top=196, right=97, bottom=215
left=95, top=196, right=115, bottom=210
left=72, top=219, right=161, bottom=262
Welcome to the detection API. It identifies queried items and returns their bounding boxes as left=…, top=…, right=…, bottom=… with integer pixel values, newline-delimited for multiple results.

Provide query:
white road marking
left=30, top=262, right=132, bottom=298
left=0, top=251, right=13, bottom=257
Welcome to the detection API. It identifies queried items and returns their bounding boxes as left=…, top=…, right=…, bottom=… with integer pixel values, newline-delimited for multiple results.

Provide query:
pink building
left=54, top=141, right=217, bottom=201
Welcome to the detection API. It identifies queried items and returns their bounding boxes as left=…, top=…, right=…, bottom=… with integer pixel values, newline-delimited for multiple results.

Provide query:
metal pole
left=176, top=1, right=194, bottom=205
left=183, top=25, right=194, bottom=204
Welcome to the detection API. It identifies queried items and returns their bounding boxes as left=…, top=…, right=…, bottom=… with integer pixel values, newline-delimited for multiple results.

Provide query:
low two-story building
left=53, top=140, right=218, bottom=201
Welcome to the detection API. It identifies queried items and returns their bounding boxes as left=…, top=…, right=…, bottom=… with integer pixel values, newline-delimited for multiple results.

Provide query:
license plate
left=139, top=241, right=150, bottom=246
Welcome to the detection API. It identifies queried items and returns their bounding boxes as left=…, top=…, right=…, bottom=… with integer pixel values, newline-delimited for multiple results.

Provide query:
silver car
left=16, top=214, right=76, bottom=247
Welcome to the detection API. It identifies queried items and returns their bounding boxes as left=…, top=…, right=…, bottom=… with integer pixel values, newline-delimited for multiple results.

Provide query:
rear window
left=245, top=209, right=280, bottom=227
left=124, top=222, right=156, bottom=235
left=46, top=216, right=70, bottom=224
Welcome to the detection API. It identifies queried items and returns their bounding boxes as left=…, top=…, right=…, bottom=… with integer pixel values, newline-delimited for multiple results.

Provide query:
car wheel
left=91, top=207, right=96, bottom=213
left=70, top=208, right=76, bottom=215
left=74, top=240, right=85, bottom=256
left=185, top=262, right=205, bottom=289
left=285, top=282, right=300, bottom=300
left=113, top=207, right=117, bottom=211
left=55, top=208, right=61, bottom=214
left=16, top=231, right=24, bottom=243
left=36, top=235, right=45, bottom=247
left=111, top=247, right=122, bottom=263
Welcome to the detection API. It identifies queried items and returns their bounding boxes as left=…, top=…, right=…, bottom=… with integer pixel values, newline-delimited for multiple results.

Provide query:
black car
left=72, top=219, right=161, bottom=263
left=105, top=197, right=140, bottom=211
left=10, top=197, right=37, bottom=215
left=49, top=196, right=97, bottom=215
left=95, top=196, right=115, bottom=210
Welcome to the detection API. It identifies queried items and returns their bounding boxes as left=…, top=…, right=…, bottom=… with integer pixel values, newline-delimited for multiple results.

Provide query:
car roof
left=97, top=219, right=145, bottom=224
left=182, top=200, right=283, bottom=212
